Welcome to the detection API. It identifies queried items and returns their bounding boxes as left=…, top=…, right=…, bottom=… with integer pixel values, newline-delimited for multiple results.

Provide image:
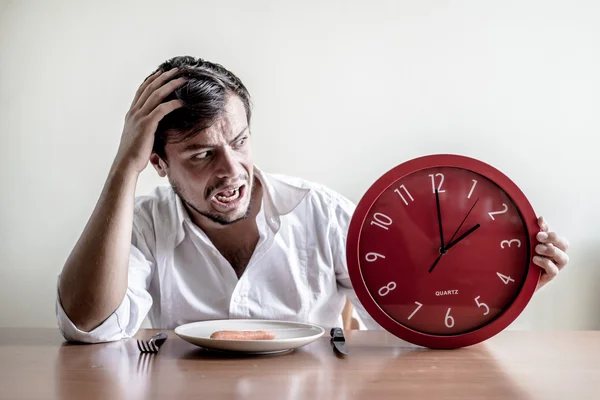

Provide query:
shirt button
left=234, top=295, right=241, bottom=303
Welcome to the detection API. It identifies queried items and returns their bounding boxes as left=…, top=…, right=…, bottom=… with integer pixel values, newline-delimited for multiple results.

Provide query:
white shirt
left=56, top=167, right=380, bottom=342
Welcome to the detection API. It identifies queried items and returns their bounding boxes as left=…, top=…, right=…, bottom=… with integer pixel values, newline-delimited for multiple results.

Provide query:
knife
left=330, top=327, right=348, bottom=356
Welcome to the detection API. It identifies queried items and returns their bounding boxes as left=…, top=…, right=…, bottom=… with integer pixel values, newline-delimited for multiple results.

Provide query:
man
left=56, top=56, right=570, bottom=342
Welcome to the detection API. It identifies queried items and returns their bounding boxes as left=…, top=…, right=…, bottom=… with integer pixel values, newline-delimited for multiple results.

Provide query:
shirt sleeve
left=329, top=192, right=384, bottom=330
left=55, top=212, right=156, bottom=343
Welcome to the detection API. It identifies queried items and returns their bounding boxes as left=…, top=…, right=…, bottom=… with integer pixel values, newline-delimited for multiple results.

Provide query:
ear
left=149, top=153, right=168, bottom=177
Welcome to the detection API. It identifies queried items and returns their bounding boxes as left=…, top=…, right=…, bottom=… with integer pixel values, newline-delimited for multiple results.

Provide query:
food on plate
left=209, top=330, right=276, bottom=340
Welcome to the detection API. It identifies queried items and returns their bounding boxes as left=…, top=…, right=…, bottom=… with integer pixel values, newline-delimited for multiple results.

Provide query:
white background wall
left=0, top=0, right=598, bottom=330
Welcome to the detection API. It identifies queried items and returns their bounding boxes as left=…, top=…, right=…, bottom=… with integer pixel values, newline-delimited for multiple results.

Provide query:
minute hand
left=444, top=223, right=481, bottom=251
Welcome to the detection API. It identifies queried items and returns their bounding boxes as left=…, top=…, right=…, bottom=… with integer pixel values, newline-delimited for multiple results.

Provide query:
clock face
left=347, top=155, right=540, bottom=347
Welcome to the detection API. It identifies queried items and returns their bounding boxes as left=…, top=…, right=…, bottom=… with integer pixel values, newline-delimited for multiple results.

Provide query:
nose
left=214, top=147, right=238, bottom=179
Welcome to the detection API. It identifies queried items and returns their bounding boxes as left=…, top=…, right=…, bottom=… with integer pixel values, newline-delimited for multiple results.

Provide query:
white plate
left=174, top=319, right=325, bottom=354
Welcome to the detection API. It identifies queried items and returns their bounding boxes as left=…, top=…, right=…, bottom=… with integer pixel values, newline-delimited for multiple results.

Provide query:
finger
left=536, top=231, right=569, bottom=253
left=148, top=99, right=183, bottom=123
left=130, top=70, right=162, bottom=108
left=533, top=255, right=559, bottom=280
left=537, top=216, right=549, bottom=232
left=134, top=68, right=180, bottom=111
left=140, top=77, right=187, bottom=115
left=535, top=244, right=569, bottom=269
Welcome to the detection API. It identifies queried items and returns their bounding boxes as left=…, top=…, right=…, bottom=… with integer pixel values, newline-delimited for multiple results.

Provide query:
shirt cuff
left=55, top=276, right=131, bottom=343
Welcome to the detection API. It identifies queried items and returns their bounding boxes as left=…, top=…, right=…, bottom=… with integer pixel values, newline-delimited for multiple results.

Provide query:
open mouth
left=211, top=184, right=246, bottom=210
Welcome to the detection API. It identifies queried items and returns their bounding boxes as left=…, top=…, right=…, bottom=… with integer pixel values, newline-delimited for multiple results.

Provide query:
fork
left=137, top=332, right=168, bottom=353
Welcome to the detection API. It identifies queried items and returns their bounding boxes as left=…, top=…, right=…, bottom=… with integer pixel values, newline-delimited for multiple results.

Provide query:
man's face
left=161, top=95, right=254, bottom=226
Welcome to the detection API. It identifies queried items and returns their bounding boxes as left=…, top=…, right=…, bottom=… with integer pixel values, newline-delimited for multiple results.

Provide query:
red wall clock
left=346, top=154, right=540, bottom=349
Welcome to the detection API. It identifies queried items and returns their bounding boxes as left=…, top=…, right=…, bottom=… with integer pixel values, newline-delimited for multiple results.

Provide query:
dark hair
left=151, top=56, right=252, bottom=160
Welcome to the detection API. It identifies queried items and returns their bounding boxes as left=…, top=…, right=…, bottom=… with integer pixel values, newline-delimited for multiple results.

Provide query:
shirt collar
left=254, top=166, right=310, bottom=216
left=173, top=165, right=310, bottom=247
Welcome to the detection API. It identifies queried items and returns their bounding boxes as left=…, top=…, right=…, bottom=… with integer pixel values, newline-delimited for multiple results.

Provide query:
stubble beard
left=170, top=177, right=255, bottom=226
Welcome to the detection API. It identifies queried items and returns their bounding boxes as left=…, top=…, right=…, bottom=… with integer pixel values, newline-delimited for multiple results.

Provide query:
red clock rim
left=346, top=153, right=541, bottom=349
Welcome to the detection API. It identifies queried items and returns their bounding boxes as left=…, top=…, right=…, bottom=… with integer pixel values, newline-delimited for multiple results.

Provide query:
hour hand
left=445, top=223, right=481, bottom=251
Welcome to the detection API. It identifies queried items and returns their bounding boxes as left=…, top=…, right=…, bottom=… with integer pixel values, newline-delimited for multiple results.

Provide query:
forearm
left=58, top=160, right=139, bottom=332
left=58, top=67, right=184, bottom=333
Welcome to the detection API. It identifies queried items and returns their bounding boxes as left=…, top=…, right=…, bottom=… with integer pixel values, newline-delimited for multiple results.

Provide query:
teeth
left=215, top=188, right=240, bottom=203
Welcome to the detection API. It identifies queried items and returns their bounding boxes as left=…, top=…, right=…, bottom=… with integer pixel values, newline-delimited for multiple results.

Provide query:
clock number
left=365, top=252, right=385, bottom=262
left=407, top=301, right=423, bottom=320
left=474, top=295, right=490, bottom=315
left=467, top=179, right=478, bottom=199
left=500, top=239, right=521, bottom=249
left=497, top=272, right=515, bottom=284
left=378, top=282, right=396, bottom=297
left=445, top=308, right=455, bottom=328
left=394, top=185, right=414, bottom=206
left=370, top=212, right=392, bottom=230
left=488, top=203, right=508, bottom=220
left=429, top=173, right=446, bottom=193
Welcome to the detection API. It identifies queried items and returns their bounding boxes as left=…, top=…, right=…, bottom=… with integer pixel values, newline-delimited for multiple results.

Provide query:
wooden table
left=1, top=328, right=598, bottom=399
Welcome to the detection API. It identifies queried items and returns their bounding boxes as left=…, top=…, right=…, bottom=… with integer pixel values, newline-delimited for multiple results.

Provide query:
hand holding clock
left=534, top=216, right=570, bottom=290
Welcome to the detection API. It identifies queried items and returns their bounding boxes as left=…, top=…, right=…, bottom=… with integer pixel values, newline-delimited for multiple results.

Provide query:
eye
left=236, top=136, right=248, bottom=147
left=191, top=151, right=212, bottom=160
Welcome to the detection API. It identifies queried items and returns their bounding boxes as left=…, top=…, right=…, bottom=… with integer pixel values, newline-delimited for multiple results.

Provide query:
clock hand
left=428, top=253, right=443, bottom=273
left=435, top=189, right=446, bottom=252
left=429, top=223, right=482, bottom=273
left=429, top=197, right=480, bottom=274
left=447, top=197, right=480, bottom=245
left=444, top=223, right=481, bottom=251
